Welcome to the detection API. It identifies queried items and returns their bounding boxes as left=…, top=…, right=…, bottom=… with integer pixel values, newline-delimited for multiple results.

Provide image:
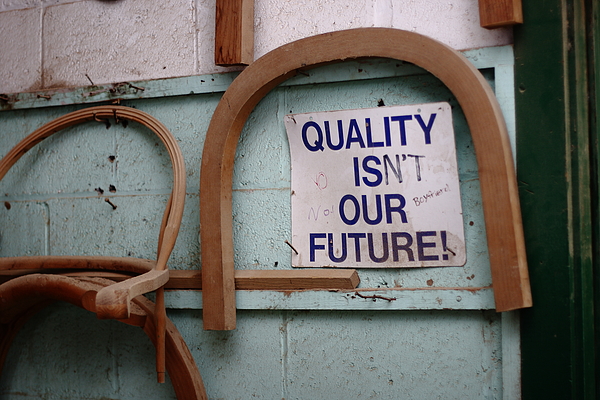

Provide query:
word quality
left=299, top=113, right=436, bottom=152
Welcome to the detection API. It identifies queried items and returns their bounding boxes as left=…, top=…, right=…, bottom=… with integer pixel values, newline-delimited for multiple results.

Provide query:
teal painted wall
left=0, top=47, right=517, bottom=399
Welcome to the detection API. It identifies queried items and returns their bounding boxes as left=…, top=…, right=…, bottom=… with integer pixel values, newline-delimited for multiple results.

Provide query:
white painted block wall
left=0, top=0, right=512, bottom=94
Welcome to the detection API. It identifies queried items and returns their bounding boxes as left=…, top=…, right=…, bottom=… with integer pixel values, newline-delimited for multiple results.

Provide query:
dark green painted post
left=588, top=0, right=600, bottom=396
left=515, top=0, right=597, bottom=398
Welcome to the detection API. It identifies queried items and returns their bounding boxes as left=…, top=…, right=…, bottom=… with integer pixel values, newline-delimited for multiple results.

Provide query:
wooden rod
left=0, top=269, right=360, bottom=291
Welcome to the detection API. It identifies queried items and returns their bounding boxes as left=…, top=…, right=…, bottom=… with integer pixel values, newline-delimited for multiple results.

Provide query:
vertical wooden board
left=478, top=0, right=523, bottom=29
left=215, top=0, right=254, bottom=66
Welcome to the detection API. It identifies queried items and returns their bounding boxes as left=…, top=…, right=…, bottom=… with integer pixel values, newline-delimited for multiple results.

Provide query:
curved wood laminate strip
left=0, top=276, right=208, bottom=399
left=0, top=105, right=187, bottom=381
left=200, top=28, right=531, bottom=330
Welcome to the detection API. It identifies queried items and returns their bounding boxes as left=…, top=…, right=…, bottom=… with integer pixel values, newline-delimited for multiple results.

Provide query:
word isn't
left=353, top=153, right=425, bottom=188
left=301, top=113, right=437, bottom=152
left=309, top=230, right=453, bottom=263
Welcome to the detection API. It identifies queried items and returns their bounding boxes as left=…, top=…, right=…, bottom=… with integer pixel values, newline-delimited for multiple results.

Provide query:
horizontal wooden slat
left=0, top=269, right=360, bottom=291
left=233, top=269, right=360, bottom=290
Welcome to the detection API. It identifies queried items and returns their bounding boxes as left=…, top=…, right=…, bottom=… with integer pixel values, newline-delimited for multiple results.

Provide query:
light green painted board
left=0, top=45, right=519, bottom=399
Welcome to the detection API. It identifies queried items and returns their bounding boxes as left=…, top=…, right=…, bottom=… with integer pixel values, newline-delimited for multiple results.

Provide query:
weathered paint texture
left=4, top=303, right=501, bottom=399
left=0, top=48, right=517, bottom=398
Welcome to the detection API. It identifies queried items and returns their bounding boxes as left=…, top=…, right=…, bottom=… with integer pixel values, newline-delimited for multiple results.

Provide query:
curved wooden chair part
left=0, top=105, right=186, bottom=382
left=200, top=27, right=532, bottom=330
left=0, top=275, right=207, bottom=400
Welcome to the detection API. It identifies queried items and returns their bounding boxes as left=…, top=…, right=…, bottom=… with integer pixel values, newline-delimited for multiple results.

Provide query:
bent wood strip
left=200, top=27, right=531, bottom=330
left=164, top=269, right=360, bottom=290
left=0, top=277, right=208, bottom=400
left=0, top=105, right=186, bottom=380
left=0, top=256, right=155, bottom=274
left=0, top=274, right=147, bottom=326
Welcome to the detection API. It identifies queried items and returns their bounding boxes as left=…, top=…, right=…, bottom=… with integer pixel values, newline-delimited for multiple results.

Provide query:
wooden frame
left=0, top=275, right=207, bottom=400
left=200, top=27, right=532, bottom=331
left=0, top=106, right=186, bottom=381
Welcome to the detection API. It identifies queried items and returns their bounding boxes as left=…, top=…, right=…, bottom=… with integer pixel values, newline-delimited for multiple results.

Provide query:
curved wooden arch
left=0, top=105, right=186, bottom=281
left=0, top=105, right=187, bottom=380
left=0, top=275, right=207, bottom=400
left=200, top=27, right=531, bottom=330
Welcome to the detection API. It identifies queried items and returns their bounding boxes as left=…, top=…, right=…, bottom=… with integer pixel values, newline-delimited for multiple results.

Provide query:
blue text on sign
left=301, top=113, right=437, bottom=152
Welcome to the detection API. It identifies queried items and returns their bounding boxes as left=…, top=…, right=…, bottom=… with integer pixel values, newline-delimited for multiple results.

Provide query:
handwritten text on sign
left=284, top=102, right=466, bottom=268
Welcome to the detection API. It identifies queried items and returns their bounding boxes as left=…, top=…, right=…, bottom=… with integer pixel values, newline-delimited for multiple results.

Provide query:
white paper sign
left=284, top=102, right=466, bottom=268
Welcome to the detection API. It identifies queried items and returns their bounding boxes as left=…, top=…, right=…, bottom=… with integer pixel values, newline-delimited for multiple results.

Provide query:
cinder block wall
left=0, top=0, right=512, bottom=94
left=0, top=1, right=519, bottom=399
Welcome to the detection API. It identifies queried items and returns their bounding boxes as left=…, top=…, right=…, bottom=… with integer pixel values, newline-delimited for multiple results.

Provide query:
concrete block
left=253, top=0, right=513, bottom=60
left=169, top=309, right=283, bottom=398
left=0, top=201, right=46, bottom=257
left=47, top=196, right=167, bottom=260
left=0, top=1, right=39, bottom=13
left=285, top=310, right=501, bottom=398
left=389, top=0, right=513, bottom=50
left=232, top=188, right=291, bottom=270
left=0, top=117, right=116, bottom=196
left=234, top=91, right=288, bottom=189
left=45, top=194, right=196, bottom=270
left=0, top=8, right=42, bottom=93
left=43, top=0, right=196, bottom=89
left=254, top=0, right=373, bottom=60
left=0, top=303, right=177, bottom=399
left=121, top=94, right=221, bottom=192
